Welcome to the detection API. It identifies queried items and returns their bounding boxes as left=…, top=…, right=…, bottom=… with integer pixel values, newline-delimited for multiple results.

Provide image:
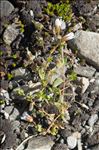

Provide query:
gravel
left=88, top=114, right=98, bottom=127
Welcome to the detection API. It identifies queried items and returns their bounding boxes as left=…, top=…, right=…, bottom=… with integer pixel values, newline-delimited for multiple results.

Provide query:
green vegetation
left=7, top=73, right=13, bottom=80
left=0, top=99, right=5, bottom=105
left=0, top=1, right=76, bottom=136
left=44, top=0, right=72, bottom=21
left=24, top=40, right=76, bottom=135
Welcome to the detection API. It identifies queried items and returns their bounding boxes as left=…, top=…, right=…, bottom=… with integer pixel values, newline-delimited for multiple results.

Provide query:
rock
left=88, top=114, right=98, bottom=127
left=10, top=108, right=19, bottom=120
left=74, top=65, right=96, bottom=78
left=91, top=144, right=99, bottom=150
left=0, top=80, right=9, bottom=90
left=52, top=143, right=69, bottom=150
left=60, top=126, right=72, bottom=140
left=11, top=67, right=32, bottom=81
left=88, top=13, right=99, bottom=32
left=93, top=99, right=99, bottom=112
left=93, top=14, right=99, bottom=27
left=0, top=118, right=16, bottom=149
left=12, top=120, right=20, bottom=133
left=88, top=78, right=99, bottom=96
left=0, top=89, right=11, bottom=104
left=0, top=0, right=14, bottom=19
left=11, top=83, right=41, bottom=101
left=75, top=0, right=98, bottom=17
left=68, top=30, right=99, bottom=69
left=3, top=23, right=20, bottom=45
left=27, top=135, right=54, bottom=150
left=81, top=77, right=89, bottom=93
left=67, top=132, right=81, bottom=149
left=4, top=106, right=19, bottom=121
left=27, top=0, right=44, bottom=17
left=0, top=110, right=9, bottom=119
left=60, top=138, right=65, bottom=144
left=67, top=135, right=77, bottom=149
left=86, top=132, right=99, bottom=147
left=11, top=85, right=29, bottom=101
left=4, top=106, right=14, bottom=114
left=95, top=71, right=99, bottom=78
left=9, top=80, right=20, bottom=90
left=11, top=68, right=26, bottom=77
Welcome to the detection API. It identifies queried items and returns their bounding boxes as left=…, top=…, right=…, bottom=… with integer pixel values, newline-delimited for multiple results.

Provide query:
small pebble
left=3, top=23, right=20, bottom=45
left=67, top=135, right=77, bottom=149
left=30, top=10, right=34, bottom=17
left=60, top=138, right=64, bottom=144
left=82, top=77, right=89, bottom=93
left=88, top=114, right=98, bottom=127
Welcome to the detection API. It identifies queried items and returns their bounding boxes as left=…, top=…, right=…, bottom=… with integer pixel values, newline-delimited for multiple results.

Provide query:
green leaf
left=36, top=124, right=43, bottom=132
left=0, top=50, right=3, bottom=56
left=53, top=78, right=63, bottom=87
left=38, top=68, right=45, bottom=81
left=16, top=88, right=25, bottom=96
left=47, top=56, right=53, bottom=63
left=69, top=71, right=77, bottom=81
left=12, top=54, right=17, bottom=59
left=0, top=99, right=5, bottom=105
left=50, top=125, right=58, bottom=135
left=7, top=73, right=13, bottom=80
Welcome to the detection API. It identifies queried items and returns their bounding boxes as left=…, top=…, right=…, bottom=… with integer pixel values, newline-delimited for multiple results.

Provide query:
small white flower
left=65, top=32, right=75, bottom=40
left=55, top=18, right=66, bottom=30
left=63, top=32, right=75, bottom=41
left=30, top=10, right=34, bottom=17
left=60, top=18, right=66, bottom=30
left=54, top=18, right=66, bottom=35
left=21, top=111, right=33, bottom=122
left=55, top=18, right=62, bottom=28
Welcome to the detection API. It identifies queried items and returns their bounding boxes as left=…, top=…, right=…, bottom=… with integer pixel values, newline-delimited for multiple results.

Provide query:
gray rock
left=0, top=80, right=9, bottom=90
left=91, top=144, right=99, bottom=150
left=95, top=71, right=99, bottom=78
left=12, top=120, right=20, bottom=133
left=26, top=136, right=54, bottom=150
left=91, top=78, right=99, bottom=95
left=67, top=135, right=77, bottom=149
left=11, top=83, right=41, bottom=101
left=4, top=106, right=19, bottom=120
left=88, top=114, right=98, bottom=127
left=74, top=65, right=96, bottom=78
left=11, top=86, right=27, bottom=101
left=0, top=118, right=16, bottom=149
left=3, top=23, right=20, bottom=45
left=0, top=89, right=11, bottom=104
left=93, top=99, right=99, bottom=112
left=94, top=78, right=99, bottom=87
left=0, top=0, right=14, bottom=19
left=11, top=68, right=26, bottom=77
left=60, top=126, right=72, bottom=140
left=93, top=14, right=99, bottom=27
left=11, top=67, right=32, bottom=81
left=4, top=105, right=13, bottom=115
left=68, top=30, right=99, bottom=69
left=52, top=143, right=69, bottom=150
left=9, top=80, right=19, bottom=90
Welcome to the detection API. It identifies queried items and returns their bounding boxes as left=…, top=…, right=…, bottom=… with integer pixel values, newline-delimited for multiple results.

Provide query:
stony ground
left=0, top=0, right=99, bottom=150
